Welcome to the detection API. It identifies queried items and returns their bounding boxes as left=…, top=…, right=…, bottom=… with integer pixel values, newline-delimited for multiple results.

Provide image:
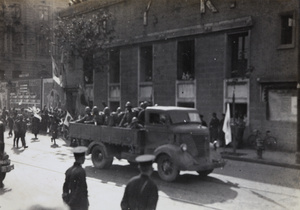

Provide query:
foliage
left=53, top=10, right=115, bottom=75
left=54, top=11, right=113, bottom=57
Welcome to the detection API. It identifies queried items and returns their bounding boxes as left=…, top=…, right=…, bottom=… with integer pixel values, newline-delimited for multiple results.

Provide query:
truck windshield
left=170, top=112, right=201, bottom=124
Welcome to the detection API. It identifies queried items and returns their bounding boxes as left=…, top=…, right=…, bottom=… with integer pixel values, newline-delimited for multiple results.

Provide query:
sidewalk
left=220, top=147, right=300, bottom=170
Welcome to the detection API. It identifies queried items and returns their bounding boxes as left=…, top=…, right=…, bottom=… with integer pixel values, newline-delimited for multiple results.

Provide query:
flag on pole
left=222, top=103, right=232, bottom=145
left=64, top=111, right=73, bottom=127
left=51, top=55, right=63, bottom=87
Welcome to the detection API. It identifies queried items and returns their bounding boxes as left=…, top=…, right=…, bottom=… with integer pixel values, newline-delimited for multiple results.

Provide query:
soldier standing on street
left=62, top=146, right=89, bottom=210
left=121, top=154, right=158, bottom=210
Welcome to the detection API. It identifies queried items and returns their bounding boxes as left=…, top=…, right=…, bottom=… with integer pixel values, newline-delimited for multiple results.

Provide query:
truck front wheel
left=91, top=145, right=113, bottom=169
left=157, top=154, right=179, bottom=182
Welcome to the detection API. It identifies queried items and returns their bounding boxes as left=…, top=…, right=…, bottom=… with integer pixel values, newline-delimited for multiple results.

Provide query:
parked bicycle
left=246, top=129, right=277, bottom=150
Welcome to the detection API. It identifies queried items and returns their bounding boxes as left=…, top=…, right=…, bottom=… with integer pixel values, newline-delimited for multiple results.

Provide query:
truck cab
left=143, top=106, right=225, bottom=181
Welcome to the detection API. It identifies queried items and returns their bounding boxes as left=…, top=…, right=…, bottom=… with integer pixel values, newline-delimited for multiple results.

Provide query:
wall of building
left=0, top=0, right=69, bottom=80
left=65, top=0, right=298, bottom=151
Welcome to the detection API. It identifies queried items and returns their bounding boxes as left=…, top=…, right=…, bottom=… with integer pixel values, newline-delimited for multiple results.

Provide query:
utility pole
left=296, top=1, right=300, bottom=164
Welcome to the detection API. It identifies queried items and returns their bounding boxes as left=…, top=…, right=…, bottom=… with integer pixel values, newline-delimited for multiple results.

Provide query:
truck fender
left=154, top=144, right=181, bottom=163
left=154, top=144, right=198, bottom=170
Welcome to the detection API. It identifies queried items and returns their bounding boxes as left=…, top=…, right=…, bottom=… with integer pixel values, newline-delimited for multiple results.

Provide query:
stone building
left=0, top=0, right=69, bottom=109
left=61, top=0, right=299, bottom=152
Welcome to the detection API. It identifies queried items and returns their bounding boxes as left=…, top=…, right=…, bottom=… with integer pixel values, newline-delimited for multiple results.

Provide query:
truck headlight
left=180, top=143, right=187, bottom=152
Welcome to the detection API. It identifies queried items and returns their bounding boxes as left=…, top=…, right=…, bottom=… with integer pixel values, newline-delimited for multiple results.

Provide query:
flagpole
left=232, top=85, right=236, bottom=154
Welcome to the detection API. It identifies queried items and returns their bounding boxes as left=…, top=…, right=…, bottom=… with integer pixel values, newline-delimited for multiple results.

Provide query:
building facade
left=61, top=0, right=299, bottom=152
left=0, top=0, right=69, bottom=109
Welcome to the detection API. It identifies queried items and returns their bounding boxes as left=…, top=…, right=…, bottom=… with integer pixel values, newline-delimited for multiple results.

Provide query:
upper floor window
left=38, top=6, right=49, bottom=22
left=228, top=32, right=249, bottom=78
left=109, top=49, right=120, bottom=83
left=280, top=12, right=294, bottom=46
left=140, top=46, right=152, bottom=82
left=177, top=40, right=194, bottom=80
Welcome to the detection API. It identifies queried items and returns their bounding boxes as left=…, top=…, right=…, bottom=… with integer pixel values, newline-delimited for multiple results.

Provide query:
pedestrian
left=200, top=114, right=207, bottom=127
left=219, top=113, right=226, bottom=147
left=50, top=112, right=61, bottom=145
left=235, top=114, right=246, bottom=149
left=62, top=146, right=89, bottom=210
left=209, top=112, right=219, bottom=143
left=121, top=154, right=158, bottom=210
left=31, top=114, right=41, bottom=139
left=13, top=115, right=20, bottom=148
left=18, top=114, right=28, bottom=149
left=7, top=113, right=14, bottom=137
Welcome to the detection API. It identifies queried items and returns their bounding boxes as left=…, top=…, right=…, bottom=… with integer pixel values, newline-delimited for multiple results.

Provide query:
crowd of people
left=1, top=106, right=68, bottom=148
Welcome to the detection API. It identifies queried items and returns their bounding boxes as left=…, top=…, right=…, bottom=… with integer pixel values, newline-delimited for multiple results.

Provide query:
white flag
left=64, top=111, right=73, bottom=127
left=51, top=55, right=63, bottom=87
left=222, top=104, right=232, bottom=145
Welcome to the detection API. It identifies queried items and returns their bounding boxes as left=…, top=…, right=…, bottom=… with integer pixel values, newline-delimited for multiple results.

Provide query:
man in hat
left=62, top=146, right=89, bottom=210
left=121, top=154, right=158, bottom=210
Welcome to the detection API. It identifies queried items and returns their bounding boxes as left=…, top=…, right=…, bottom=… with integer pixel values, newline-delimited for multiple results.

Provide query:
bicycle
left=246, top=129, right=277, bottom=151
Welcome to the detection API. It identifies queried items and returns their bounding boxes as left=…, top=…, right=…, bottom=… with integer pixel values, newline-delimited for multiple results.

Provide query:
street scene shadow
left=51, top=144, right=60, bottom=148
left=85, top=164, right=238, bottom=205
left=30, top=138, right=40, bottom=143
left=11, top=147, right=25, bottom=155
left=0, top=186, right=12, bottom=195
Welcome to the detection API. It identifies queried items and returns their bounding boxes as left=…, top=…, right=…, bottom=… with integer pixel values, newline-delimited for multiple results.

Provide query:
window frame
left=177, top=39, right=195, bottom=81
left=278, top=10, right=296, bottom=49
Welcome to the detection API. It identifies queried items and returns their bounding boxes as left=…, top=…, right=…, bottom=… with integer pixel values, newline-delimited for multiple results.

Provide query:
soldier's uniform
left=121, top=155, right=158, bottom=210
left=63, top=146, right=89, bottom=210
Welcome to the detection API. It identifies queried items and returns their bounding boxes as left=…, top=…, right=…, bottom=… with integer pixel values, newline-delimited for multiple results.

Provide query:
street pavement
left=0, top=131, right=203, bottom=210
left=1, top=131, right=299, bottom=210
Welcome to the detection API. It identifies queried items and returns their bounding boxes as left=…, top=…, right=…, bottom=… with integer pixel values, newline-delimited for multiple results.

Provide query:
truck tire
left=91, top=145, right=113, bottom=169
left=197, top=169, right=213, bottom=177
left=157, top=154, right=179, bottom=182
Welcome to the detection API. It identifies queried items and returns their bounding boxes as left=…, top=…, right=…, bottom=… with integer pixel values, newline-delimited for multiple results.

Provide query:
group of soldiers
left=75, top=101, right=149, bottom=129
left=63, top=147, right=158, bottom=210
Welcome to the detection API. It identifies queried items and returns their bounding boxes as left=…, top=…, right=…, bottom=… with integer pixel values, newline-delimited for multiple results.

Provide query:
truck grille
left=181, top=134, right=209, bottom=157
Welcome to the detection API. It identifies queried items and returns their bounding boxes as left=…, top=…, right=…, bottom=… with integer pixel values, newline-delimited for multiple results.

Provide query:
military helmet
left=132, top=117, right=138, bottom=123
left=125, top=101, right=132, bottom=108
left=103, top=107, right=110, bottom=115
left=92, top=106, right=99, bottom=114
left=85, top=106, right=91, bottom=112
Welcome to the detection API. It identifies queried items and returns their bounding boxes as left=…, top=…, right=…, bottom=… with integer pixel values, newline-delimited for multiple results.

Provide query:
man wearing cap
left=121, top=154, right=158, bottom=210
left=62, top=146, right=89, bottom=210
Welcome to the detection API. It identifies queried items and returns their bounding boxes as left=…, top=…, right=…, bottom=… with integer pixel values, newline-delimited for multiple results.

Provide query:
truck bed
left=68, top=123, right=145, bottom=147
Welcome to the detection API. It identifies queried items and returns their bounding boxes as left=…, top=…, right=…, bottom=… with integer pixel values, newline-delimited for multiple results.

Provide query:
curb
left=221, top=154, right=300, bottom=170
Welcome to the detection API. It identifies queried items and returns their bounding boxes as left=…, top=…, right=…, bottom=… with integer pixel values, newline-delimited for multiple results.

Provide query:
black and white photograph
left=0, top=0, right=300, bottom=209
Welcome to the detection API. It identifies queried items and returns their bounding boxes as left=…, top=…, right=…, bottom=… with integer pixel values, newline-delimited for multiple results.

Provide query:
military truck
left=68, top=106, right=225, bottom=182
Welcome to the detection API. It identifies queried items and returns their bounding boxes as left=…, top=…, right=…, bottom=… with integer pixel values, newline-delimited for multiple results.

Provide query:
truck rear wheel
left=157, top=154, right=179, bottom=182
left=91, top=145, right=113, bottom=169
left=197, top=169, right=213, bottom=177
